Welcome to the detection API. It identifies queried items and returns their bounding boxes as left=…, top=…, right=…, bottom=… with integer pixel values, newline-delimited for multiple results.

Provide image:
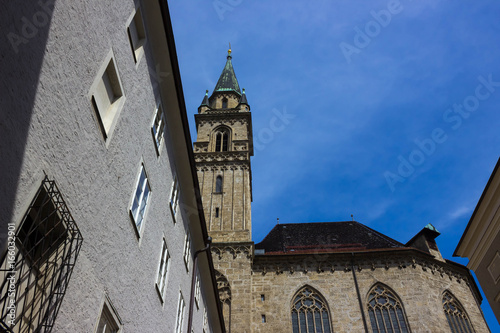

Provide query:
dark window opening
left=215, top=132, right=222, bottom=152
left=216, top=176, right=223, bottom=193
left=222, top=132, right=228, bottom=151
left=214, top=130, right=230, bottom=152
left=215, top=208, right=220, bottom=218
left=0, top=177, right=83, bottom=332
left=222, top=98, right=228, bottom=109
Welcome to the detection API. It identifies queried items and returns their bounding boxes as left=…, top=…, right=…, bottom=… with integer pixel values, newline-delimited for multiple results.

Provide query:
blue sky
left=168, top=0, right=500, bottom=327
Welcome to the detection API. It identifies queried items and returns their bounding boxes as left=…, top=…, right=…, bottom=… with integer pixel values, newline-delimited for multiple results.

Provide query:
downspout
left=187, top=236, right=212, bottom=333
left=351, top=253, right=369, bottom=333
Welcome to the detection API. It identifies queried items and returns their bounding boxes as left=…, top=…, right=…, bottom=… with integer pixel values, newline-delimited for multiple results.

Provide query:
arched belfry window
left=214, top=128, right=230, bottom=152
left=222, top=97, right=228, bottom=109
left=367, top=283, right=410, bottom=333
left=215, top=270, right=231, bottom=333
left=443, top=290, right=475, bottom=333
left=291, top=286, right=332, bottom=333
left=216, top=175, right=223, bottom=193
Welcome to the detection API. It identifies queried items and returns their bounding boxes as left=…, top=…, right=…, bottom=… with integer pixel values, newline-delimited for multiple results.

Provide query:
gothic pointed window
left=213, top=128, right=230, bottom=152
left=222, top=132, right=228, bottom=151
left=367, top=283, right=410, bottom=333
left=222, top=97, right=228, bottom=109
left=215, top=270, right=231, bottom=333
left=291, top=286, right=332, bottom=333
left=216, top=175, right=223, bottom=193
left=442, top=290, right=475, bottom=333
left=215, top=132, right=222, bottom=152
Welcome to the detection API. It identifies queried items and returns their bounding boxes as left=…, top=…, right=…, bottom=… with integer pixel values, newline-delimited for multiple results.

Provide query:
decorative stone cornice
left=195, top=112, right=251, bottom=127
left=251, top=251, right=472, bottom=285
left=211, top=243, right=253, bottom=260
left=194, top=152, right=250, bottom=164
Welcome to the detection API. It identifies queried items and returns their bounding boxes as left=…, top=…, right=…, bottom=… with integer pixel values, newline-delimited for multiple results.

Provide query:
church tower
left=194, top=48, right=253, bottom=243
left=194, top=49, right=254, bottom=333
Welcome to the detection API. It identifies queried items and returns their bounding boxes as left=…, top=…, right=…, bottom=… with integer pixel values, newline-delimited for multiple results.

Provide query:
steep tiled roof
left=255, top=221, right=405, bottom=254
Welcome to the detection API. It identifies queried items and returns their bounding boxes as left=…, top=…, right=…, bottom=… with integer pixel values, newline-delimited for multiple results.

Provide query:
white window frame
left=151, top=102, right=166, bottom=154
left=175, top=291, right=185, bottom=333
left=89, top=50, right=126, bottom=144
left=95, top=296, right=122, bottom=333
left=169, top=175, right=180, bottom=220
left=203, top=306, right=208, bottom=333
left=194, top=273, right=200, bottom=309
left=126, top=7, right=146, bottom=64
left=156, top=238, right=170, bottom=301
left=183, top=233, right=191, bottom=271
left=130, top=164, right=151, bottom=235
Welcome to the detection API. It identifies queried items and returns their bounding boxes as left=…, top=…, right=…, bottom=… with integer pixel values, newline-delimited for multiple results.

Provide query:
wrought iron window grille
left=0, top=177, right=83, bottom=333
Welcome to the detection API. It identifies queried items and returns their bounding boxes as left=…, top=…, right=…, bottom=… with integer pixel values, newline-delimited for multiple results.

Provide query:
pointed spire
left=200, top=90, right=209, bottom=106
left=239, top=88, right=248, bottom=105
left=213, top=48, right=241, bottom=95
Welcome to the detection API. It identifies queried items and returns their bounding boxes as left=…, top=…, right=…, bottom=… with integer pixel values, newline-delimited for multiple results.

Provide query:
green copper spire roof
left=200, top=90, right=209, bottom=106
left=424, top=223, right=440, bottom=235
left=213, top=49, right=241, bottom=95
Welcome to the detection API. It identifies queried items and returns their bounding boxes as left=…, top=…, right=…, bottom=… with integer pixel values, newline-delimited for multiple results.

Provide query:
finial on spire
left=227, top=43, right=232, bottom=59
left=205, top=89, right=209, bottom=95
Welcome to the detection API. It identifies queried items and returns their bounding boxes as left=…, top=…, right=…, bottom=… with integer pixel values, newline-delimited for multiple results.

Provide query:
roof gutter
left=157, top=1, right=226, bottom=331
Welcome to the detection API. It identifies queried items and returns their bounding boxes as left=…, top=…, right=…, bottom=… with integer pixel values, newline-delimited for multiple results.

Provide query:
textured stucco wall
left=1, top=0, right=219, bottom=332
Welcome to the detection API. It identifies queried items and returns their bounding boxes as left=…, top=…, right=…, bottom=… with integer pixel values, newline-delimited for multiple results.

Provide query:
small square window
left=156, top=238, right=170, bottom=301
left=170, top=175, right=180, bottom=218
left=183, top=233, right=191, bottom=271
left=151, top=103, right=166, bottom=153
left=95, top=297, right=121, bottom=333
left=127, top=8, right=146, bottom=63
left=90, top=53, right=125, bottom=141
left=130, top=165, right=151, bottom=234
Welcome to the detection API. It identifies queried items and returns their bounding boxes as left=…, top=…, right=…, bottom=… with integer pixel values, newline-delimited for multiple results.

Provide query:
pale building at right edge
left=455, top=158, right=500, bottom=324
left=193, top=50, right=492, bottom=333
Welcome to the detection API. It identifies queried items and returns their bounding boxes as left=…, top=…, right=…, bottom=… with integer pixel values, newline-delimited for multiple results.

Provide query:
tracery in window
left=443, top=290, right=475, bottom=333
left=214, top=128, right=230, bottom=152
left=367, top=283, right=410, bottom=333
left=291, top=285, right=332, bottom=333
